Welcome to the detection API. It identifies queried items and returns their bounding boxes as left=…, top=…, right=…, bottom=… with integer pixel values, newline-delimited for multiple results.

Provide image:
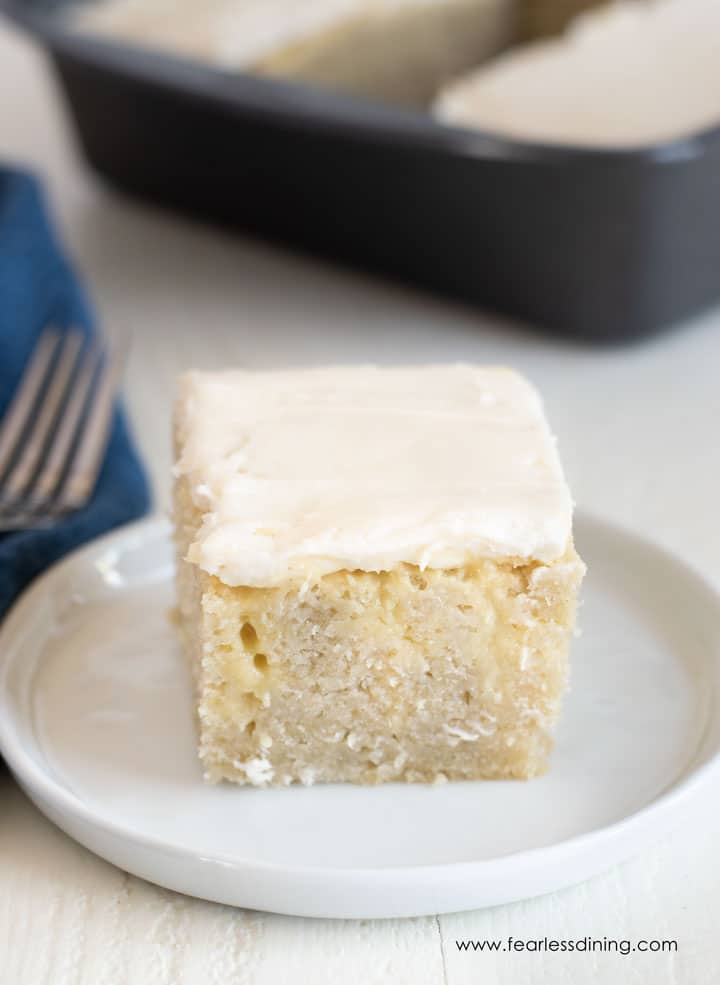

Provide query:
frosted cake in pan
left=78, top=0, right=516, bottom=106
left=173, top=364, right=585, bottom=786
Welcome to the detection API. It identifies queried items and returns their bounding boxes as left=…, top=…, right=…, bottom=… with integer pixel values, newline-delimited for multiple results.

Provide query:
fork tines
left=0, top=326, right=122, bottom=531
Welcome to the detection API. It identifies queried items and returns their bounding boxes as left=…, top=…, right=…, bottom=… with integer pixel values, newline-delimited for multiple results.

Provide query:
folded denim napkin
left=0, top=167, right=151, bottom=618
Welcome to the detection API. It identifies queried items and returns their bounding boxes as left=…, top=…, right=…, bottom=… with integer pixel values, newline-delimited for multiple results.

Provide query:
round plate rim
left=1, top=512, right=719, bottom=902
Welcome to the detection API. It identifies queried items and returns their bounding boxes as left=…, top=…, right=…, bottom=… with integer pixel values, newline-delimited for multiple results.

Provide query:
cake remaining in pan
left=77, top=0, right=516, bottom=105
left=436, top=0, right=720, bottom=147
left=173, top=365, right=585, bottom=786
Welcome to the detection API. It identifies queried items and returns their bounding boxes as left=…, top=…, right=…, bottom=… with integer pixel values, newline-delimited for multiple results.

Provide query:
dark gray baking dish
left=4, top=0, right=720, bottom=342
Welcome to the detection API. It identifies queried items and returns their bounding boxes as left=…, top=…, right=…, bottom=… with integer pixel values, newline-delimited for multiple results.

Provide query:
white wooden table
left=1, top=21, right=719, bottom=985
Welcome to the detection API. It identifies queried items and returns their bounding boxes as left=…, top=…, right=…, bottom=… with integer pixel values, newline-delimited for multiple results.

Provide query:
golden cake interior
left=174, top=472, right=585, bottom=786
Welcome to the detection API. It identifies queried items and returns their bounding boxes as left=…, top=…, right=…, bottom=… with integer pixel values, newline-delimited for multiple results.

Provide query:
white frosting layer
left=436, top=0, right=720, bottom=148
left=175, top=365, right=574, bottom=587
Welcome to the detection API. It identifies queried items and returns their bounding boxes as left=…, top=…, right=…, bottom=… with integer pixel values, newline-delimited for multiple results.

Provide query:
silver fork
left=0, top=326, right=124, bottom=532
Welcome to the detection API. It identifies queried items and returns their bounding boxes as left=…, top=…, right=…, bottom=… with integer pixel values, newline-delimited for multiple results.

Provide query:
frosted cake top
left=175, top=364, right=574, bottom=587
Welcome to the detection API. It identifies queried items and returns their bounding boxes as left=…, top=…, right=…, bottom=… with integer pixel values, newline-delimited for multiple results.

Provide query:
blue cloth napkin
left=0, top=167, right=151, bottom=618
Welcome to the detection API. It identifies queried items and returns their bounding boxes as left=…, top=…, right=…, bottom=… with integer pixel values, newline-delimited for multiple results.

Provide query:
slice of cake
left=76, top=0, right=517, bottom=106
left=173, top=364, right=585, bottom=786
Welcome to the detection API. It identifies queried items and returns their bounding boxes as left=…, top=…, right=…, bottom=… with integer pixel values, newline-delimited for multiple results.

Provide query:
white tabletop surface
left=1, top=20, right=719, bottom=985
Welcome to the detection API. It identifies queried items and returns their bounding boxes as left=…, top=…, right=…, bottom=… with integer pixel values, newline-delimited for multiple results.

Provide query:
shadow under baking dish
left=0, top=513, right=719, bottom=918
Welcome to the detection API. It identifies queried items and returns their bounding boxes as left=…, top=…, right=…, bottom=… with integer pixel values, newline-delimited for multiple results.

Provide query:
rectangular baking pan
left=4, top=0, right=720, bottom=343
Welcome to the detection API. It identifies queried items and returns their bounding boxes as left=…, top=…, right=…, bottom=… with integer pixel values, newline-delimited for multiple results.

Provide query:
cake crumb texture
left=176, top=470, right=584, bottom=785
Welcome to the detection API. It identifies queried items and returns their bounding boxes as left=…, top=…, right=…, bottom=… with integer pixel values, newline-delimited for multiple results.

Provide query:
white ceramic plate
left=1, top=514, right=719, bottom=919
